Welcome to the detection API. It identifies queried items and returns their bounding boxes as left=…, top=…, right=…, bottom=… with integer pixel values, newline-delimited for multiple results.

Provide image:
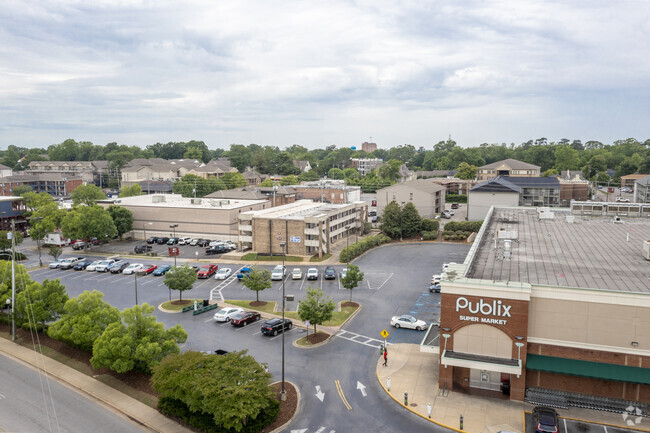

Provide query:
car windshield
left=539, top=415, right=555, bottom=427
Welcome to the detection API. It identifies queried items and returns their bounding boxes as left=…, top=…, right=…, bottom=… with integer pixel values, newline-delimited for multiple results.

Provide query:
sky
left=1, top=0, right=649, bottom=150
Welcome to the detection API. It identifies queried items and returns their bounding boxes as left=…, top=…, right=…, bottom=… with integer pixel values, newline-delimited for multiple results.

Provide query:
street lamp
left=279, top=240, right=287, bottom=402
left=31, top=216, right=44, bottom=267
left=169, top=224, right=178, bottom=267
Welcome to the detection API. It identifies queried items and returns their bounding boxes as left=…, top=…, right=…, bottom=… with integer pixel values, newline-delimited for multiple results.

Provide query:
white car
left=291, top=268, right=303, bottom=280
left=307, top=268, right=319, bottom=280
left=48, top=260, right=64, bottom=269
left=178, top=237, right=192, bottom=245
left=122, top=263, right=144, bottom=275
left=189, top=238, right=200, bottom=246
left=340, top=268, right=348, bottom=279
left=271, top=265, right=286, bottom=281
left=214, top=268, right=232, bottom=280
left=95, top=260, right=116, bottom=272
left=390, top=315, right=427, bottom=331
left=213, top=307, right=244, bottom=322
left=209, top=240, right=225, bottom=247
left=441, top=262, right=457, bottom=272
left=85, top=260, right=101, bottom=271
left=431, top=274, right=442, bottom=284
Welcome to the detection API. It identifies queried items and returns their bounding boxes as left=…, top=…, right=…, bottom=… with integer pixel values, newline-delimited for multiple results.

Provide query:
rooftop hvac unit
left=613, top=215, right=624, bottom=224
left=497, top=229, right=519, bottom=240
left=539, top=211, right=555, bottom=220
left=152, top=195, right=166, bottom=203
left=643, top=240, right=650, bottom=260
left=565, top=215, right=575, bottom=223
left=503, top=240, right=512, bottom=258
left=191, top=198, right=202, bottom=205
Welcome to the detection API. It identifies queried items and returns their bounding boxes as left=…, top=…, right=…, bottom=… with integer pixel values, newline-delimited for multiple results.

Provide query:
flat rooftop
left=241, top=199, right=354, bottom=220
left=102, top=194, right=267, bottom=210
left=467, top=207, right=650, bottom=293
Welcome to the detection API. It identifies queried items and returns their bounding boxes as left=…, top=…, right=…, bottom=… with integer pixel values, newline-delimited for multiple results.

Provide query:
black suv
left=532, top=407, right=559, bottom=433
left=261, top=318, right=292, bottom=336
left=134, top=244, right=152, bottom=254
left=324, top=266, right=336, bottom=280
left=197, top=239, right=210, bottom=247
left=205, top=245, right=228, bottom=255
left=146, top=237, right=157, bottom=244
left=156, top=237, right=170, bottom=244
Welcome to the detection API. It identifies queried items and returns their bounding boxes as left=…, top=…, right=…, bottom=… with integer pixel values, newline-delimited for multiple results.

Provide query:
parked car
left=122, top=263, right=144, bottom=275
left=146, top=237, right=157, bottom=244
left=429, top=283, right=441, bottom=293
left=431, top=274, right=442, bottom=284
left=206, top=245, right=228, bottom=255
left=291, top=268, right=303, bottom=280
left=225, top=241, right=237, bottom=251
left=213, top=307, right=244, bottom=322
left=153, top=264, right=172, bottom=276
left=178, top=237, right=192, bottom=245
left=230, top=311, right=261, bottom=327
left=390, top=315, right=427, bottom=331
left=85, top=260, right=102, bottom=271
left=237, top=267, right=251, bottom=281
left=441, top=212, right=452, bottom=219
left=73, top=260, right=94, bottom=270
left=48, top=260, right=64, bottom=269
left=197, top=239, right=210, bottom=247
left=95, top=260, right=116, bottom=272
left=189, top=238, right=200, bottom=246
left=451, top=203, right=459, bottom=209
left=214, top=268, right=232, bottom=280
left=156, top=237, right=170, bottom=244
left=271, top=265, right=286, bottom=281
left=197, top=264, right=218, bottom=278
left=134, top=244, right=152, bottom=254
left=324, top=266, right=336, bottom=280
left=616, top=197, right=630, bottom=202
left=109, top=261, right=130, bottom=274
left=261, top=318, right=293, bottom=336
left=71, top=241, right=85, bottom=251
left=142, top=264, right=158, bottom=274
left=532, top=407, right=559, bottom=433
left=307, top=268, right=319, bottom=280
left=58, top=257, right=84, bottom=270
left=340, top=268, right=347, bottom=279
left=167, top=238, right=178, bottom=245
left=209, top=240, right=224, bottom=247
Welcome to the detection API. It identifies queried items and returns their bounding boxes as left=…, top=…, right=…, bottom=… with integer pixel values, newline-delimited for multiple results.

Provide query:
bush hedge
left=422, top=231, right=438, bottom=240
left=0, top=251, right=27, bottom=261
left=158, top=396, right=280, bottom=433
left=442, top=230, right=473, bottom=241
left=420, top=219, right=439, bottom=232
left=443, top=220, right=483, bottom=232
left=446, top=193, right=467, bottom=203
left=339, top=234, right=391, bottom=262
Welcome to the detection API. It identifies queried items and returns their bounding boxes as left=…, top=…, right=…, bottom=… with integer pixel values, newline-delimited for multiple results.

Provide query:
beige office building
left=376, top=179, right=445, bottom=219
left=238, top=200, right=368, bottom=257
left=100, top=194, right=269, bottom=242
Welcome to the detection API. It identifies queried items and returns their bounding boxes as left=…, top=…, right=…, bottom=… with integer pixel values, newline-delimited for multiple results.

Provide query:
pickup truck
left=58, top=257, right=85, bottom=270
left=237, top=267, right=252, bottom=281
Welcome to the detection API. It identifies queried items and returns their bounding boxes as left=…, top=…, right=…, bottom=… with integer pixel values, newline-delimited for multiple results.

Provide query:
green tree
left=456, top=162, right=478, bottom=180
left=0, top=262, right=32, bottom=307
left=119, top=184, right=143, bottom=198
left=400, top=202, right=422, bottom=238
left=380, top=201, right=402, bottom=239
left=71, top=184, right=106, bottom=206
left=241, top=266, right=272, bottom=303
left=297, top=170, right=320, bottom=182
left=48, top=290, right=121, bottom=352
left=107, top=205, right=134, bottom=240
left=280, top=174, right=299, bottom=185
left=61, top=205, right=117, bottom=251
left=221, top=172, right=247, bottom=189
left=163, top=265, right=197, bottom=302
left=328, top=168, right=345, bottom=179
left=15, top=279, right=68, bottom=330
left=172, top=174, right=226, bottom=197
left=341, top=264, right=364, bottom=302
left=0, top=231, right=23, bottom=251
left=48, top=245, right=62, bottom=261
left=297, top=287, right=335, bottom=334
left=554, top=145, right=580, bottom=172
left=11, top=185, right=32, bottom=195
left=259, top=178, right=275, bottom=187
left=91, top=303, right=188, bottom=373
left=226, top=145, right=252, bottom=172
left=21, top=191, right=54, bottom=216
left=152, top=350, right=278, bottom=432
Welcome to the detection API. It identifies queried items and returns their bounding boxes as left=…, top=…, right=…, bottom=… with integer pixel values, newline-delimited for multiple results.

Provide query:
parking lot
left=524, top=411, right=646, bottom=433
left=73, top=237, right=236, bottom=260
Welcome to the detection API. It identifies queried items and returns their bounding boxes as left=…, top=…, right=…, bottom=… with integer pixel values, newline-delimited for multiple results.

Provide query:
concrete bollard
left=404, top=391, right=408, bottom=406
left=460, top=414, right=464, bottom=430
left=387, top=377, right=391, bottom=391
left=427, top=402, right=431, bottom=418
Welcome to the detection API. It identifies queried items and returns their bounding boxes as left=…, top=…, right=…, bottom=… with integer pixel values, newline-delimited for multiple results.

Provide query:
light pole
left=345, top=225, right=351, bottom=271
left=5, top=299, right=9, bottom=335
left=31, top=216, right=44, bottom=267
left=169, top=224, right=178, bottom=267
left=280, top=240, right=287, bottom=401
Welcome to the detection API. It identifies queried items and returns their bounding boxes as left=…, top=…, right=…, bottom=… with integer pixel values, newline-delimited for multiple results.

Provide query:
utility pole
left=11, top=219, right=16, bottom=341
left=170, top=224, right=179, bottom=267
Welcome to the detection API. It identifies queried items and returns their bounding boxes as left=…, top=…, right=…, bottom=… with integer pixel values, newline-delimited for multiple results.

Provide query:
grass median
left=227, top=301, right=358, bottom=327
left=240, top=253, right=303, bottom=262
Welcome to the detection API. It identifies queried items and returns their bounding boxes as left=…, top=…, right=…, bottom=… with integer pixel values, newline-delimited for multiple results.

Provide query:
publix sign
left=455, top=297, right=511, bottom=325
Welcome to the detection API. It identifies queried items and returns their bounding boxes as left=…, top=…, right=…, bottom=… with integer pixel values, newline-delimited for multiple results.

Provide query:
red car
left=197, top=264, right=218, bottom=279
left=230, top=311, right=261, bottom=327
left=142, top=264, right=158, bottom=275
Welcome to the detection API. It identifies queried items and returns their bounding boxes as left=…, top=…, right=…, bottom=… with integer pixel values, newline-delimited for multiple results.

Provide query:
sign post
left=380, top=329, right=389, bottom=352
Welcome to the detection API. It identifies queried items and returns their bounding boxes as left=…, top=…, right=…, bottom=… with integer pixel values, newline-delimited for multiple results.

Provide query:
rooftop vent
left=152, top=195, right=166, bottom=203
left=643, top=240, right=650, bottom=260
left=566, top=215, right=575, bottom=223
left=539, top=211, right=555, bottom=220
left=613, top=215, right=624, bottom=224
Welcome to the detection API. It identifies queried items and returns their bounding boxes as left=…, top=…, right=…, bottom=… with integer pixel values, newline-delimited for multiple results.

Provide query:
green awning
left=527, top=354, right=650, bottom=385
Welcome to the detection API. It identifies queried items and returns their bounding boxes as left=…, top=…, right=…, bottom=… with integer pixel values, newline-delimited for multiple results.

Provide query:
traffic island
left=293, top=331, right=331, bottom=348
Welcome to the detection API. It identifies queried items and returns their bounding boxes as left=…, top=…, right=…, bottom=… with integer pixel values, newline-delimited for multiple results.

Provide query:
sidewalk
left=0, top=337, right=193, bottom=433
left=376, top=344, right=649, bottom=433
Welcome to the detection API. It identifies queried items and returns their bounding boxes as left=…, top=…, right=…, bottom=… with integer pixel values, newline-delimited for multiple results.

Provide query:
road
left=27, top=242, right=471, bottom=432
left=0, top=353, right=147, bottom=432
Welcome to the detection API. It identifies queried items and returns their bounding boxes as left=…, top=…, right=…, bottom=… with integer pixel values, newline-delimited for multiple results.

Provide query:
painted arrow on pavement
left=356, top=381, right=367, bottom=397
left=315, top=385, right=325, bottom=402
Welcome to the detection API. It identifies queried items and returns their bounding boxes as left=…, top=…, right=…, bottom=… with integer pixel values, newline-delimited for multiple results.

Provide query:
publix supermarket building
left=437, top=203, right=650, bottom=407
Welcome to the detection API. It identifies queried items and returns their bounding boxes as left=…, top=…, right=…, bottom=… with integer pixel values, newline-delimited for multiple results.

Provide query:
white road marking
left=315, top=428, right=326, bottom=433
left=603, top=425, right=608, bottom=433
left=335, top=330, right=392, bottom=349
left=209, top=271, right=239, bottom=302
left=299, top=276, right=306, bottom=291
left=356, top=381, right=367, bottom=396
left=563, top=418, right=567, bottom=433
left=315, top=386, right=325, bottom=402
left=369, top=273, right=394, bottom=290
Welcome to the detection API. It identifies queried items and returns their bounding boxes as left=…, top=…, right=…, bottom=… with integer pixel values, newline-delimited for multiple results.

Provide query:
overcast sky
left=1, top=1, right=649, bottom=150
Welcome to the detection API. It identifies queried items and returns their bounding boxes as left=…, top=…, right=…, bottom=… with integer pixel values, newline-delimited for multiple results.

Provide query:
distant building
left=350, top=158, right=383, bottom=176
left=557, top=171, right=590, bottom=205
left=429, top=178, right=477, bottom=195
left=376, top=179, right=445, bottom=219
left=238, top=200, right=368, bottom=257
left=294, top=180, right=361, bottom=204
left=634, top=175, right=650, bottom=203
left=0, top=196, right=27, bottom=232
left=206, top=186, right=296, bottom=206
left=416, top=170, right=457, bottom=179
left=0, top=174, right=83, bottom=197
left=361, top=141, right=377, bottom=153
left=0, top=164, right=13, bottom=178
left=621, top=174, right=649, bottom=190
left=477, top=159, right=541, bottom=181
left=26, top=161, right=97, bottom=185
left=292, top=160, right=312, bottom=173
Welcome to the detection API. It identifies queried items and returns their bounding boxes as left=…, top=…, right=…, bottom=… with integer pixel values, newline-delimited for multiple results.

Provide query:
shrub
left=422, top=231, right=438, bottom=240
left=420, top=219, right=439, bottom=232
left=0, top=252, right=26, bottom=261
left=444, top=220, right=483, bottom=233
left=339, top=234, right=391, bottom=262
left=446, top=193, right=467, bottom=203
left=363, top=223, right=372, bottom=234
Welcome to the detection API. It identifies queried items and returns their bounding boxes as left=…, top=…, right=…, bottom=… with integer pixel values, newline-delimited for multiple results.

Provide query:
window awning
left=441, top=350, right=522, bottom=376
left=526, top=354, right=650, bottom=385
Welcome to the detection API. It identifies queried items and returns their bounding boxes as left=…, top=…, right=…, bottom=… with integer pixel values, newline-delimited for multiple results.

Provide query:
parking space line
left=270, top=330, right=292, bottom=341
left=299, top=276, right=306, bottom=291
left=603, top=425, right=608, bottom=433
left=370, top=273, right=394, bottom=290
left=563, top=418, right=567, bottom=433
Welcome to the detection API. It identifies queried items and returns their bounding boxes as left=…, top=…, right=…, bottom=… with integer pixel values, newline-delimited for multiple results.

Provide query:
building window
left=409, top=192, right=413, bottom=201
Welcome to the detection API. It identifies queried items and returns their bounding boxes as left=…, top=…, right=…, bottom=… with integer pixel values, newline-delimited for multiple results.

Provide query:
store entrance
left=470, top=369, right=510, bottom=394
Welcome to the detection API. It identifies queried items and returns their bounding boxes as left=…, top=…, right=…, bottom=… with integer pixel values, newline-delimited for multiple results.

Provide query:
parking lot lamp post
left=345, top=225, right=351, bottom=270
left=280, top=240, right=287, bottom=401
left=169, top=224, right=178, bottom=267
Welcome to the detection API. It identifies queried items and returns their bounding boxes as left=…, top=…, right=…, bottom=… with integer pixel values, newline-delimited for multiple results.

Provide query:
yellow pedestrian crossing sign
left=380, top=329, right=389, bottom=339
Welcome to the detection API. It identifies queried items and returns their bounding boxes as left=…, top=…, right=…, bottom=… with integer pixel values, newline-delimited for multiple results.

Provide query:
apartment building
left=350, top=158, right=383, bottom=176
left=477, top=159, right=541, bottom=181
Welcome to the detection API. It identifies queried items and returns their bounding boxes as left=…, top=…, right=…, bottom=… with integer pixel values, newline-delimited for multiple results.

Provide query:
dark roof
left=470, top=177, right=520, bottom=193
left=501, top=176, right=560, bottom=188
left=636, top=175, right=650, bottom=186
left=136, top=181, right=173, bottom=193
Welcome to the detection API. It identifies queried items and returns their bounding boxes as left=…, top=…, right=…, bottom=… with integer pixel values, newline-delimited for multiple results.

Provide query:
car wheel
left=272, top=330, right=278, bottom=336
left=287, top=323, right=292, bottom=330
left=395, top=323, right=401, bottom=329
left=416, top=326, right=423, bottom=331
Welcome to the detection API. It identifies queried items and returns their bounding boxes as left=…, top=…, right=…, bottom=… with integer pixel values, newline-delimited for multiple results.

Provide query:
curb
left=292, top=332, right=331, bottom=349
left=268, top=381, right=301, bottom=433
left=375, top=364, right=466, bottom=433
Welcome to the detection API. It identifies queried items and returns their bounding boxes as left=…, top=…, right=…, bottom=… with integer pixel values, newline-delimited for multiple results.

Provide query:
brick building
left=436, top=205, right=650, bottom=407
left=238, top=200, right=368, bottom=257
left=294, top=181, right=361, bottom=204
left=0, top=174, right=83, bottom=196
left=361, top=141, right=377, bottom=153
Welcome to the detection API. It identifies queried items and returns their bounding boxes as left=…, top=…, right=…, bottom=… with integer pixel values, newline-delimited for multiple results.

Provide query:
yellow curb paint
left=375, top=365, right=466, bottom=433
